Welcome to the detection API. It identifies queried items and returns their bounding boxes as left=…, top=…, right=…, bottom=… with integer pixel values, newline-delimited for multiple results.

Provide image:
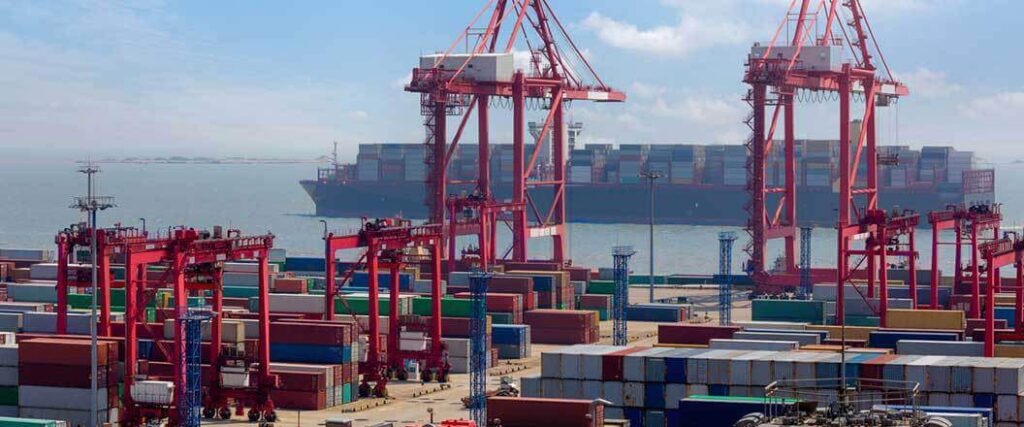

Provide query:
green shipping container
left=411, top=297, right=472, bottom=317
left=844, top=315, right=881, bottom=327
left=223, top=286, right=260, bottom=299
left=342, top=383, right=353, bottom=404
left=488, top=312, right=514, bottom=324
left=335, top=295, right=409, bottom=316
left=0, top=387, right=17, bottom=406
left=0, top=417, right=60, bottom=427
left=751, top=299, right=827, bottom=324
left=586, top=280, right=615, bottom=295
left=629, top=275, right=668, bottom=285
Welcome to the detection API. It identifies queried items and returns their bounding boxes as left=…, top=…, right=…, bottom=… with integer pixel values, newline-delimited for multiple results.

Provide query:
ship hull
left=301, top=180, right=966, bottom=226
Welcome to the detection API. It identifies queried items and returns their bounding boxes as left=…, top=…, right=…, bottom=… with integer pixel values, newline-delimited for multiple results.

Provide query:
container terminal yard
left=0, top=1, right=1018, bottom=427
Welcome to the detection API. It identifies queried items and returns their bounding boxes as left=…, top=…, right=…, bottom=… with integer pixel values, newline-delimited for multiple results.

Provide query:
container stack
left=452, top=292, right=523, bottom=324
left=626, top=303, right=688, bottom=323
left=0, top=338, right=16, bottom=416
left=526, top=344, right=1024, bottom=426
left=487, top=396, right=603, bottom=427
left=524, top=310, right=599, bottom=345
left=657, top=324, right=739, bottom=346
left=491, top=324, right=531, bottom=359
left=577, top=294, right=612, bottom=320
left=18, top=338, right=119, bottom=426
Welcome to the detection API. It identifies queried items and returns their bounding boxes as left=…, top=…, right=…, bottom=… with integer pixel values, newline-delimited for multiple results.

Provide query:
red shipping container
left=487, top=397, right=600, bottom=427
left=601, top=347, right=649, bottom=381
left=566, top=266, right=591, bottom=282
left=17, top=338, right=117, bottom=366
left=271, top=389, right=327, bottom=410
left=578, top=294, right=612, bottom=310
left=859, top=354, right=897, bottom=382
left=223, top=297, right=250, bottom=309
left=452, top=292, right=522, bottom=313
left=110, top=321, right=165, bottom=340
left=18, top=363, right=116, bottom=388
left=503, top=261, right=561, bottom=272
left=524, top=309, right=598, bottom=329
left=531, top=327, right=599, bottom=345
left=273, top=278, right=308, bottom=294
left=270, top=322, right=350, bottom=346
left=145, top=361, right=217, bottom=384
left=274, top=370, right=327, bottom=391
left=657, top=324, right=739, bottom=345
left=441, top=317, right=472, bottom=338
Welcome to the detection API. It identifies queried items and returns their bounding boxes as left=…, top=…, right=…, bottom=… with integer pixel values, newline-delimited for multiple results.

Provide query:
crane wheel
left=219, top=407, right=232, bottom=420
left=202, top=407, right=216, bottom=419
left=263, top=410, right=278, bottom=422
left=396, top=368, right=409, bottom=381
left=247, top=409, right=260, bottom=422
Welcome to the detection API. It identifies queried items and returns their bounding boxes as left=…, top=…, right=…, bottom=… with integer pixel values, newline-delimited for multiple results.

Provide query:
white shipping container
left=602, top=381, right=624, bottom=406
left=709, top=339, right=799, bottom=351
left=622, top=382, right=645, bottom=408
left=0, top=346, right=16, bottom=367
left=131, top=381, right=175, bottom=405
left=419, top=53, right=515, bottom=83
left=22, top=312, right=91, bottom=334
left=267, top=293, right=325, bottom=314
left=898, top=340, right=983, bottom=357
left=20, top=386, right=113, bottom=410
left=997, top=394, right=1019, bottom=422
left=0, top=367, right=16, bottom=386
left=19, top=407, right=108, bottom=427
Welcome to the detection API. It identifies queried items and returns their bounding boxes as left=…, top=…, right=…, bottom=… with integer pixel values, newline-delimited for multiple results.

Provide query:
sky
left=1, top=0, right=1021, bottom=162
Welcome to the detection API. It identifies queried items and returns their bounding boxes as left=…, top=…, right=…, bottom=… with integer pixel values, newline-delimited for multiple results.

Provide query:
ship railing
left=762, top=377, right=920, bottom=420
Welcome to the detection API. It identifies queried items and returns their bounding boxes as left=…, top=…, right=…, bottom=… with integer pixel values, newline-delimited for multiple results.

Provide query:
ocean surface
left=1, top=160, right=1021, bottom=276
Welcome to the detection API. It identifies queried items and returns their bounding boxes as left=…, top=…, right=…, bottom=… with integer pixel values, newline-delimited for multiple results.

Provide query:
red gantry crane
left=979, top=235, right=1024, bottom=357
left=842, top=209, right=919, bottom=327
left=323, top=218, right=446, bottom=397
left=743, top=0, right=908, bottom=295
left=118, top=227, right=277, bottom=426
left=405, top=0, right=625, bottom=265
left=55, top=223, right=148, bottom=336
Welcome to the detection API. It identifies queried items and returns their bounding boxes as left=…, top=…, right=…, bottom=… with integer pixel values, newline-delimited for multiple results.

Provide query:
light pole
left=139, top=217, right=146, bottom=234
left=72, top=163, right=114, bottom=427
left=640, top=169, right=663, bottom=303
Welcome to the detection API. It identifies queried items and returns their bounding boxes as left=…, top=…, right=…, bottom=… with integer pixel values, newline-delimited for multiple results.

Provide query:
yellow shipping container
left=995, top=344, right=1024, bottom=358
left=885, top=308, right=965, bottom=330
left=799, top=344, right=846, bottom=353
left=805, top=325, right=877, bottom=341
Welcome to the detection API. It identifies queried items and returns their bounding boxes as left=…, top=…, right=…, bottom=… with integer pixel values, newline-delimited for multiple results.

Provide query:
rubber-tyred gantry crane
left=446, top=192, right=525, bottom=273
left=405, top=0, right=625, bottom=265
left=841, top=209, right=919, bottom=326
left=744, top=0, right=908, bottom=293
left=118, top=227, right=277, bottom=426
left=55, top=222, right=148, bottom=336
left=323, top=218, right=446, bottom=397
left=979, top=235, right=1024, bottom=357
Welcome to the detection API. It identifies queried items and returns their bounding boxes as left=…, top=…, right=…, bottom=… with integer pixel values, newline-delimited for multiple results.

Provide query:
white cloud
left=580, top=11, right=749, bottom=57
left=961, top=91, right=1024, bottom=121
left=898, top=68, right=962, bottom=99
left=629, top=82, right=667, bottom=99
left=391, top=72, right=412, bottom=90
left=347, top=110, right=370, bottom=120
left=649, top=95, right=745, bottom=125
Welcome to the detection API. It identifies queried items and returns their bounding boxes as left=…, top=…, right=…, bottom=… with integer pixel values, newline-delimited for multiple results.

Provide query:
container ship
left=301, top=125, right=995, bottom=225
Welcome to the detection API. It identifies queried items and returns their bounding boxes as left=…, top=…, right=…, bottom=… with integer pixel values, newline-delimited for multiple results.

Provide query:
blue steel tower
left=468, top=272, right=492, bottom=426
left=799, top=227, right=813, bottom=298
left=612, top=246, right=636, bottom=346
left=718, top=232, right=737, bottom=325
left=179, top=308, right=211, bottom=427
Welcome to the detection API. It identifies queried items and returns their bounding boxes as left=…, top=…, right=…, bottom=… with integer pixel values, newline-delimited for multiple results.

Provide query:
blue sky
left=1, top=0, right=1021, bottom=161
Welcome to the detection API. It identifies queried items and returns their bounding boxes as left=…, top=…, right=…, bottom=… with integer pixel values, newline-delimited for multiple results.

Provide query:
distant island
left=85, top=156, right=329, bottom=165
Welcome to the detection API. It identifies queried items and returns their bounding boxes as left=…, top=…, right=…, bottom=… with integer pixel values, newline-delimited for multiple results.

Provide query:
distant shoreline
left=81, top=157, right=326, bottom=165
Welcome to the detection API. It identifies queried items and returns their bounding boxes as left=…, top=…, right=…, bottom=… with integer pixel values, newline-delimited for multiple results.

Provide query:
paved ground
left=216, top=285, right=748, bottom=427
